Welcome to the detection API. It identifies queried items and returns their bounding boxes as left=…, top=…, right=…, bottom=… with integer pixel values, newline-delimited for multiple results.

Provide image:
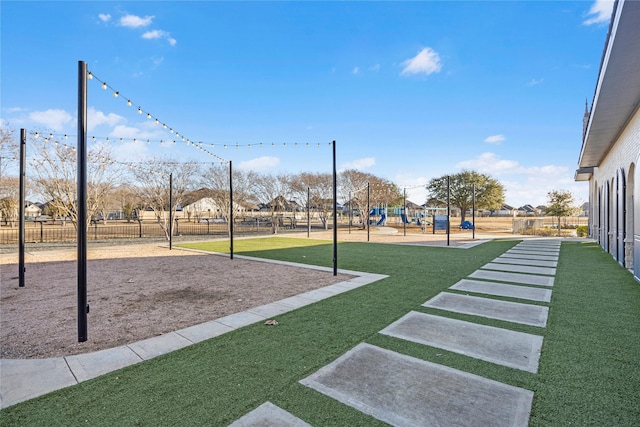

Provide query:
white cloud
left=352, top=66, right=360, bottom=75
left=370, top=64, right=380, bottom=72
left=340, top=157, right=376, bottom=171
left=87, top=107, right=125, bottom=132
left=484, top=134, right=505, bottom=145
left=98, top=13, right=111, bottom=23
left=527, top=78, right=544, bottom=86
left=395, top=172, right=428, bottom=204
left=119, top=14, right=154, bottom=28
left=238, top=156, right=280, bottom=171
left=28, top=109, right=73, bottom=131
left=400, top=47, right=442, bottom=76
left=583, top=0, right=614, bottom=25
left=456, top=152, right=520, bottom=174
left=454, top=152, right=588, bottom=207
left=142, top=30, right=177, bottom=46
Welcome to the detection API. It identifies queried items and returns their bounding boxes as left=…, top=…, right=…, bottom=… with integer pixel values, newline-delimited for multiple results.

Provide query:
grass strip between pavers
left=1, top=238, right=638, bottom=426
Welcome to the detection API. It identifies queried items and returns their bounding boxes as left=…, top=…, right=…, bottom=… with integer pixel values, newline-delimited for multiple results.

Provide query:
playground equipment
left=376, top=213, right=387, bottom=226
left=400, top=213, right=411, bottom=224
left=460, top=221, right=475, bottom=230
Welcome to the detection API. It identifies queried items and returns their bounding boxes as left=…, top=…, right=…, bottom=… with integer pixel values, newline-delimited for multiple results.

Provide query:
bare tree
left=339, top=170, right=400, bottom=228
left=254, top=172, right=291, bottom=234
left=290, top=172, right=334, bottom=229
left=200, top=162, right=259, bottom=235
left=131, top=159, right=199, bottom=240
left=0, top=126, right=18, bottom=224
left=29, top=138, right=122, bottom=230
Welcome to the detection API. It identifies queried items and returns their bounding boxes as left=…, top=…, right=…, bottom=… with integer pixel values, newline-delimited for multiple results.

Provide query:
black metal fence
left=0, top=217, right=314, bottom=245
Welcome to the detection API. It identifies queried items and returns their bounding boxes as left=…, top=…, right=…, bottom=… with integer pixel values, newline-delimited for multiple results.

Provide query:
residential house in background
left=575, top=0, right=640, bottom=279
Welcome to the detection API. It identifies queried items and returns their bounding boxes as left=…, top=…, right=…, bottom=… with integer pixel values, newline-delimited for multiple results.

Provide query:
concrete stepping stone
left=516, top=244, right=560, bottom=250
left=500, top=252, right=559, bottom=262
left=380, top=311, right=543, bottom=372
left=481, top=262, right=556, bottom=276
left=422, top=292, right=549, bottom=327
left=450, top=279, right=552, bottom=302
left=470, top=270, right=554, bottom=287
left=493, top=257, right=557, bottom=268
left=228, top=402, right=311, bottom=426
left=507, top=248, right=560, bottom=256
left=300, top=343, right=534, bottom=427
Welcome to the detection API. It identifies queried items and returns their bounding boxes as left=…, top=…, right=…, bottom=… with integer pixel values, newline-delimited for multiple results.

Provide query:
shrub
left=576, top=225, right=588, bottom=237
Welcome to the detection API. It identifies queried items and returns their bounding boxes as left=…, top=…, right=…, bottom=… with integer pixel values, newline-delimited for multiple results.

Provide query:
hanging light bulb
left=138, top=107, right=142, bottom=114
left=133, top=138, right=137, bottom=144
left=248, top=144, right=251, bottom=149
left=127, top=100, right=132, bottom=107
left=34, top=132, right=39, bottom=139
left=155, top=119, right=159, bottom=125
left=147, top=113, right=151, bottom=119
left=259, top=142, right=263, bottom=148
left=102, top=82, right=107, bottom=90
left=87, top=72, right=93, bottom=79
left=113, top=91, right=119, bottom=98
left=146, top=139, right=150, bottom=144
left=163, top=123, right=167, bottom=129
left=236, top=144, right=239, bottom=149
left=271, top=142, right=275, bottom=148
left=105, top=137, right=109, bottom=143
left=49, top=133, right=54, bottom=140
left=224, top=145, right=227, bottom=149
left=64, top=134, right=68, bottom=139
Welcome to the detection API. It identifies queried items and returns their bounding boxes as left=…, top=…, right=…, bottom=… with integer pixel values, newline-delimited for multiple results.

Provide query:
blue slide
left=400, top=213, right=411, bottom=224
left=376, top=213, right=386, bottom=226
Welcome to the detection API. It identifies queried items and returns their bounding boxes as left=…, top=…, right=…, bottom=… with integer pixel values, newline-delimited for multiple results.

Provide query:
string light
left=85, top=70, right=331, bottom=164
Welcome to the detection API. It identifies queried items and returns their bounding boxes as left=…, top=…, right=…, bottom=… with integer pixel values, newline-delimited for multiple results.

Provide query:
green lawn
left=1, top=238, right=638, bottom=426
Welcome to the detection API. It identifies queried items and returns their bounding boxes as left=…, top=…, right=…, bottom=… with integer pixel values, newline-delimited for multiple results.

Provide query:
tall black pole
left=229, top=161, right=234, bottom=260
left=472, top=183, right=476, bottom=240
left=367, top=182, right=370, bottom=242
left=348, top=191, right=351, bottom=234
left=403, top=187, right=407, bottom=237
left=332, top=141, right=337, bottom=276
left=169, top=172, right=173, bottom=250
left=446, top=175, right=450, bottom=247
left=307, top=186, right=310, bottom=238
left=18, top=129, right=26, bottom=288
left=77, top=61, right=88, bottom=342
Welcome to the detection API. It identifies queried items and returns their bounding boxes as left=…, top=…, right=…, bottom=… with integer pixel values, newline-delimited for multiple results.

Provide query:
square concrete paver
left=493, top=257, right=558, bottom=268
left=470, top=270, right=554, bottom=287
left=300, top=343, right=534, bottom=427
left=507, top=248, right=559, bottom=256
left=500, top=253, right=559, bottom=262
left=450, top=279, right=552, bottom=302
left=380, top=311, right=543, bottom=372
left=481, top=262, right=557, bottom=276
left=228, top=402, right=311, bottom=427
left=422, top=292, right=549, bottom=327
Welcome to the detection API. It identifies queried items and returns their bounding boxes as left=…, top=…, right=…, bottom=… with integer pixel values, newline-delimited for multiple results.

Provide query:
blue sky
left=1, top=1, right=613, bottom=207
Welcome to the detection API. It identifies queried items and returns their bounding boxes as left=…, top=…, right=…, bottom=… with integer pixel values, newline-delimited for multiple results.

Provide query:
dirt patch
left=0, top=244, right=353, bottom=359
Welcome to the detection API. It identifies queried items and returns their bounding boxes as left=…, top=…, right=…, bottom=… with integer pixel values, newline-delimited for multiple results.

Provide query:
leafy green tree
left=546, top=190, right=580, bottom=236
left=426, top=170, right=505, bottom=223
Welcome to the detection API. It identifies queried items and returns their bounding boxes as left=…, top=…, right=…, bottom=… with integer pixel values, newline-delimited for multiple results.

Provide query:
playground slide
left=376, top=213, right=386, bottom=226
left=400, top=214, right=411, bottom=224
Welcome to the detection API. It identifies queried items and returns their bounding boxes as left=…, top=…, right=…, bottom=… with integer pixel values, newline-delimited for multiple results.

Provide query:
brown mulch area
left=0, top=245, right=353, bottom=359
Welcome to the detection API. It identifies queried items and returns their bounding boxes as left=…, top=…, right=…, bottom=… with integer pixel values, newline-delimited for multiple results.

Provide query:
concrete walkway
left=294, top=238, right=561, bottom=426
left=0, top=258, right=387, bottom=409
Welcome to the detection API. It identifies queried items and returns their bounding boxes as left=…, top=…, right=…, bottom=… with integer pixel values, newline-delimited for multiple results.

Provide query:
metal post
left=18, top=129, right=26, bottom=287
left=169, top=172, right=173, bottom=250
left=332, top=141, right=337, bottom=276
left=307, top=187, right=310, bottom=238
left=472, top=183, right=476, bottom=240
left=403, top=187, right=407, bottom=237
left=77, top=61, right=88, bottom=342
left=446, top=175, right=450, bottom=247
left=348, top=191, right=351, bottom=234
left=367, top=182, right=370, bottom=242
left=229, top=161, right=234, bottom=260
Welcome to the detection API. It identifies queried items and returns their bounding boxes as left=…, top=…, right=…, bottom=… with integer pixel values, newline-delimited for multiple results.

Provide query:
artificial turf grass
left=530, top=241, right=640, bottom=427
left=2, top=238, right=639, bottom=426
left=0, top=238, right=515, bottom=426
